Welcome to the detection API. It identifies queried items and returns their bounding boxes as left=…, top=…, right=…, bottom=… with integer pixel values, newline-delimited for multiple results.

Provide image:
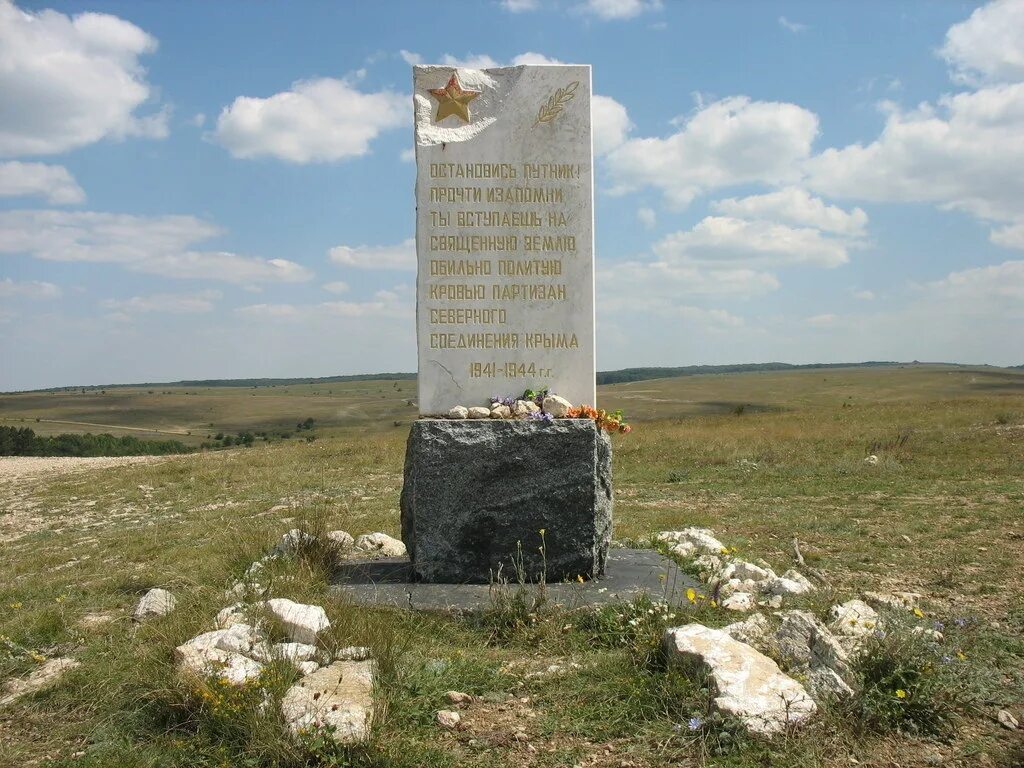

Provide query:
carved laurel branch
left=533, top=80, right=579, bottom=127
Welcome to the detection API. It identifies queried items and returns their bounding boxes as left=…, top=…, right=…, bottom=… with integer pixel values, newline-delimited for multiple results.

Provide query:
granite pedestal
left=400, top=419, right=612, bottom=583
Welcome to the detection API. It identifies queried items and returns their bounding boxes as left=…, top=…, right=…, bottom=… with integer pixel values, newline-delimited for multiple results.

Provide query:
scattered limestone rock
left=912, top=626, right=944, bottom=642
left=542, top=394, right=573, bottom=418
left=864, top=455, right=879, bottom=466
left=0, top=658, right=81, bottom=707
left=326, top=530, right=355, bottom=549
left=775, top=611, right=855, bottom=701
left=764, top=571, right=815, bottom=597
left=269, top=642, right=320, bottom=663
left=264, top=599, right=330, bottom=645
left=662, top=624, right=816, bottom=734
left=335, top=646, right=372, bottom=661
left=828, top=600, right=880, bottom=638
left=446, top=690, right=473, bottom=705
left=693, top=554, right=724, bottom=580
left=215, top=603, right=247, bottom=629
left=176, top=645, right=263, bottom=686
left=997, top=709, right=1019, bottom=730
left=862, top=591, right=921, bottom=611
left=274, top=528, right=316, bottom=558
left=297, top=661, right=320, bottom=676
left=133, top=588, right=177, bottom=620
left=353, top=532, right=406, bottom=558
left=281, top=660, right=375, bottom=743
left=512, top=400, right=534, bottom=417
left=78, top=612, right=116, bottom=630
left=730, top=561, right=776, bottom=583
left=723, top=614, right=771, bottom=646
left=490, top=404, right=512, bottom=419
left=467, top=406, right=491, bottom=419
left=657, top=528, right=727, bottom=556
left=722, top=592, right=756, bottom=612
left=437, top=709, right=461, bottom=729
left=448, top=406, right=469, bottom=419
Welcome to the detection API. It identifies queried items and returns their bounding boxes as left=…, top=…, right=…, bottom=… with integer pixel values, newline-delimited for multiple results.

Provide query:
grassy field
left=0, top=365, right=1022, bottom=767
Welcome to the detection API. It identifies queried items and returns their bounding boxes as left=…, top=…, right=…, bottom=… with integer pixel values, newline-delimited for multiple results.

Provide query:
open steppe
left=1, top=365, right=1022, bottom=767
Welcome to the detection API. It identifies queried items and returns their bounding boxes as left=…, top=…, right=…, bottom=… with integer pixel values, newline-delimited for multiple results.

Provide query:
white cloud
left=712, top=187, right=868, bottom=237
left=991, top=221, right=1024, bottom=250
left=190, top=113, right=206, bottom=127
left=577, top=0, right=662, bottom=20
left=778, top=16, right=808, bottom=33
left=323, top=281, right=349, bottom=294
left=501, top=0, right=540, bottom=11
left=0, top=210, right=312, bottom=285
left=591, top=94, right=632, bottom=155
left=853, top=289, right=875, bottom=300
left=941, top=0, right=1024, bottom=85
left=400, top=49, right=422, bottom=66
left=0, top=162, right=85, bottom=204
left=653, top=216, right=850, bottom=268
left=510, top=52, right=564, bottom=66
left=921, top=259, right=1024, bottom=305
left=213, top=77, right=406, bottom=163
left=328, top=238, right=415, bottom=271
left=399, top=147, right=415, bottom=163
left=0, top=0, right=167, bottom=156
left=806, top=313, right=838, bottom=327
left=235, top=303, right=301, bottom=319
left=636, top=207, right=656, bottom=228
left=804, top=84, right=1024, bottom=240
left=439, top=53, right=501, bottom=69
left=101, top=289, right=221, bottom=314
left=607, top=96, right=819, bottom=207
left=237, top=286, right=411, bottom=321
left=0, top=277, right=61, bottom=299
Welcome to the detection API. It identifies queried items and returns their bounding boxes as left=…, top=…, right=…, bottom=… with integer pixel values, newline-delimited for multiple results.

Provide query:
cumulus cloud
left=101, top=289, right=221, bottom=314
left=0, top=210, right=311, bottom=285
left=607, top=96, right=819, bottom=207
left=778, top=16, right=808, bottom=33
left=0, top=0, right=167, bottom=156
left=0, top=162, right=85, bottom=204
left=576, top=0, right=662, bottom=20
left=322, top=281, right=349, bottom=294
left=236, top=287, right=412, bottom=321
left=921, top=259, right=1024, bottom=305
left=591, top=94, right=632, bottom=155
left=711, top=187, right=868, bottom=237
left=328, top=238, right=415, bottom=270
left=637, top=207, right=656, bottom=228
left=213, top=77, right=406, bottom=163
left=940, top=0, right=1024, bottom=85
left=653, top=217, right=850, bottom=269
left=501, top=0, right=540, bottom=11
left=0, top=277, right=61, bottom=299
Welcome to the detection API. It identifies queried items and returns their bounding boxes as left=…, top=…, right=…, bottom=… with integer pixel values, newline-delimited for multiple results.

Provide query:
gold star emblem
left=429, top=72, right=481, bottom=124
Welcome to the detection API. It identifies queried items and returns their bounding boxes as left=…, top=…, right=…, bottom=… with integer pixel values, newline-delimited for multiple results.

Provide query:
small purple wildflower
left=527, top=410, right=553, bottom=423
left=687, top=716, right=703, bottom=731
left=933, top=620, right=945, bottom=632
left=873, top=629, right=886, bottom=639
left=955, top=617, right=968, bottom=628
left=941, top=654, right=953, bottom=664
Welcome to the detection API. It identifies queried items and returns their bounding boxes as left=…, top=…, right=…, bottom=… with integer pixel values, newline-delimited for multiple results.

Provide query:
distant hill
left=18, top=360, right=1005, bottom=394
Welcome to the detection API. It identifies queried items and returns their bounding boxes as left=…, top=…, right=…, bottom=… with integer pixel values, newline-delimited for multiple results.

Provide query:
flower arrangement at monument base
left=441, top=388, right=632, bottom=433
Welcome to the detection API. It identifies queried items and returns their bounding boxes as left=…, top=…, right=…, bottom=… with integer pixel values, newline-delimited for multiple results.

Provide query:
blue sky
left=1, top=0, right=1022, bottom=390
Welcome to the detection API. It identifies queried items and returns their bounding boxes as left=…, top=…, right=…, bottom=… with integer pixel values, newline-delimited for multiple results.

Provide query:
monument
left=400, top=64, right=611, bottom=584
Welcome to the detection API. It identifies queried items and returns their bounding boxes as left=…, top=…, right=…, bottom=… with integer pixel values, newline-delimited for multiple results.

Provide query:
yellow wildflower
left=710, top=599, right=718, bottom=608
left=9, top=602, right=22, bottom=610
left=913, top=607, right=924, bottom=618
left=895, top=689, right=907, bottom=699
left=956, top=650, right=967, bottom=661
left=686, top=587, right=697, bottom=604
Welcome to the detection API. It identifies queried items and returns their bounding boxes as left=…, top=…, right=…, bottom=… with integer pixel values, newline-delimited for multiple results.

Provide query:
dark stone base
left=330, top=548, right=700, bottom=613
left=400, top=419, right=612, bottom=583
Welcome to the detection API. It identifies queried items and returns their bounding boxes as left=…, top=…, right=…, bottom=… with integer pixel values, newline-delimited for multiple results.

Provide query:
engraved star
left=429, top=72, right=481, bottom=124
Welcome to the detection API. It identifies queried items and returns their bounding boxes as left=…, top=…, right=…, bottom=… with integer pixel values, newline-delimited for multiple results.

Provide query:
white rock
left=467, top=406, right=491, bottom=419
left=326, top=530, right=355, bottom=548
left=274, top=528, right=315, bottom=558
left=448, top=406, right=469, bottom=419
left=281, top=660, right=375, bottom=743
left=542, top=394, right=573, bottom=418
left=436, top=709, right=461, bottom=729
left=446, top=690, right=473, bottom=705
left=693, top=554, right=724, bottom=580
left=490, top=404, right=512, bottom=419
left=0, top=658, right=81, bottom=707
left=723, top=614, right=770, bottom=646
left=669, top=541, right=697, bottom=558
left=271, top=642, right=320, bottom=663
left=297, top=661, right=320, bottom=675
left=862, top=591, right=921, bottom=611
left=764, top=575, right=814, bottom=597
left=662, top=624, right=816, bottom=734
left=657, top=528, right=727, bottom=555
left=718, top=578, right=761, bottom=600
left=775, top=611, right=855, bottom=701
left=215, top=603, right=246, bottom=629
left=264, top=599, right=330, bottom=645
left=864, top=455, right=879, bottom=465
left=182, top=623, right=262, bottom=657
left=512, top=400, right=534, bottom=417
left=997, top=709, right=1019, bottom=730
left=828, top=600, right=880, bottom=637
left=732, top=561, right=776, bottom=583
left=523, top=400, right=540, bottom=413
left=133, top=588, right=177, bottom=620
left=176, top=645, right=264, bottom=686
left=334, top=646, right=372, bottom=661
left=722, top=592, right=756, bottom=612
left=353, top=532, right=407, bottom=558
left=780, top=570, right=815, bottom=592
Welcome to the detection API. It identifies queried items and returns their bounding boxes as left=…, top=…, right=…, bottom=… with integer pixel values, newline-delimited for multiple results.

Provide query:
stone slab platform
left=330, top=548, right=700, bottom=613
